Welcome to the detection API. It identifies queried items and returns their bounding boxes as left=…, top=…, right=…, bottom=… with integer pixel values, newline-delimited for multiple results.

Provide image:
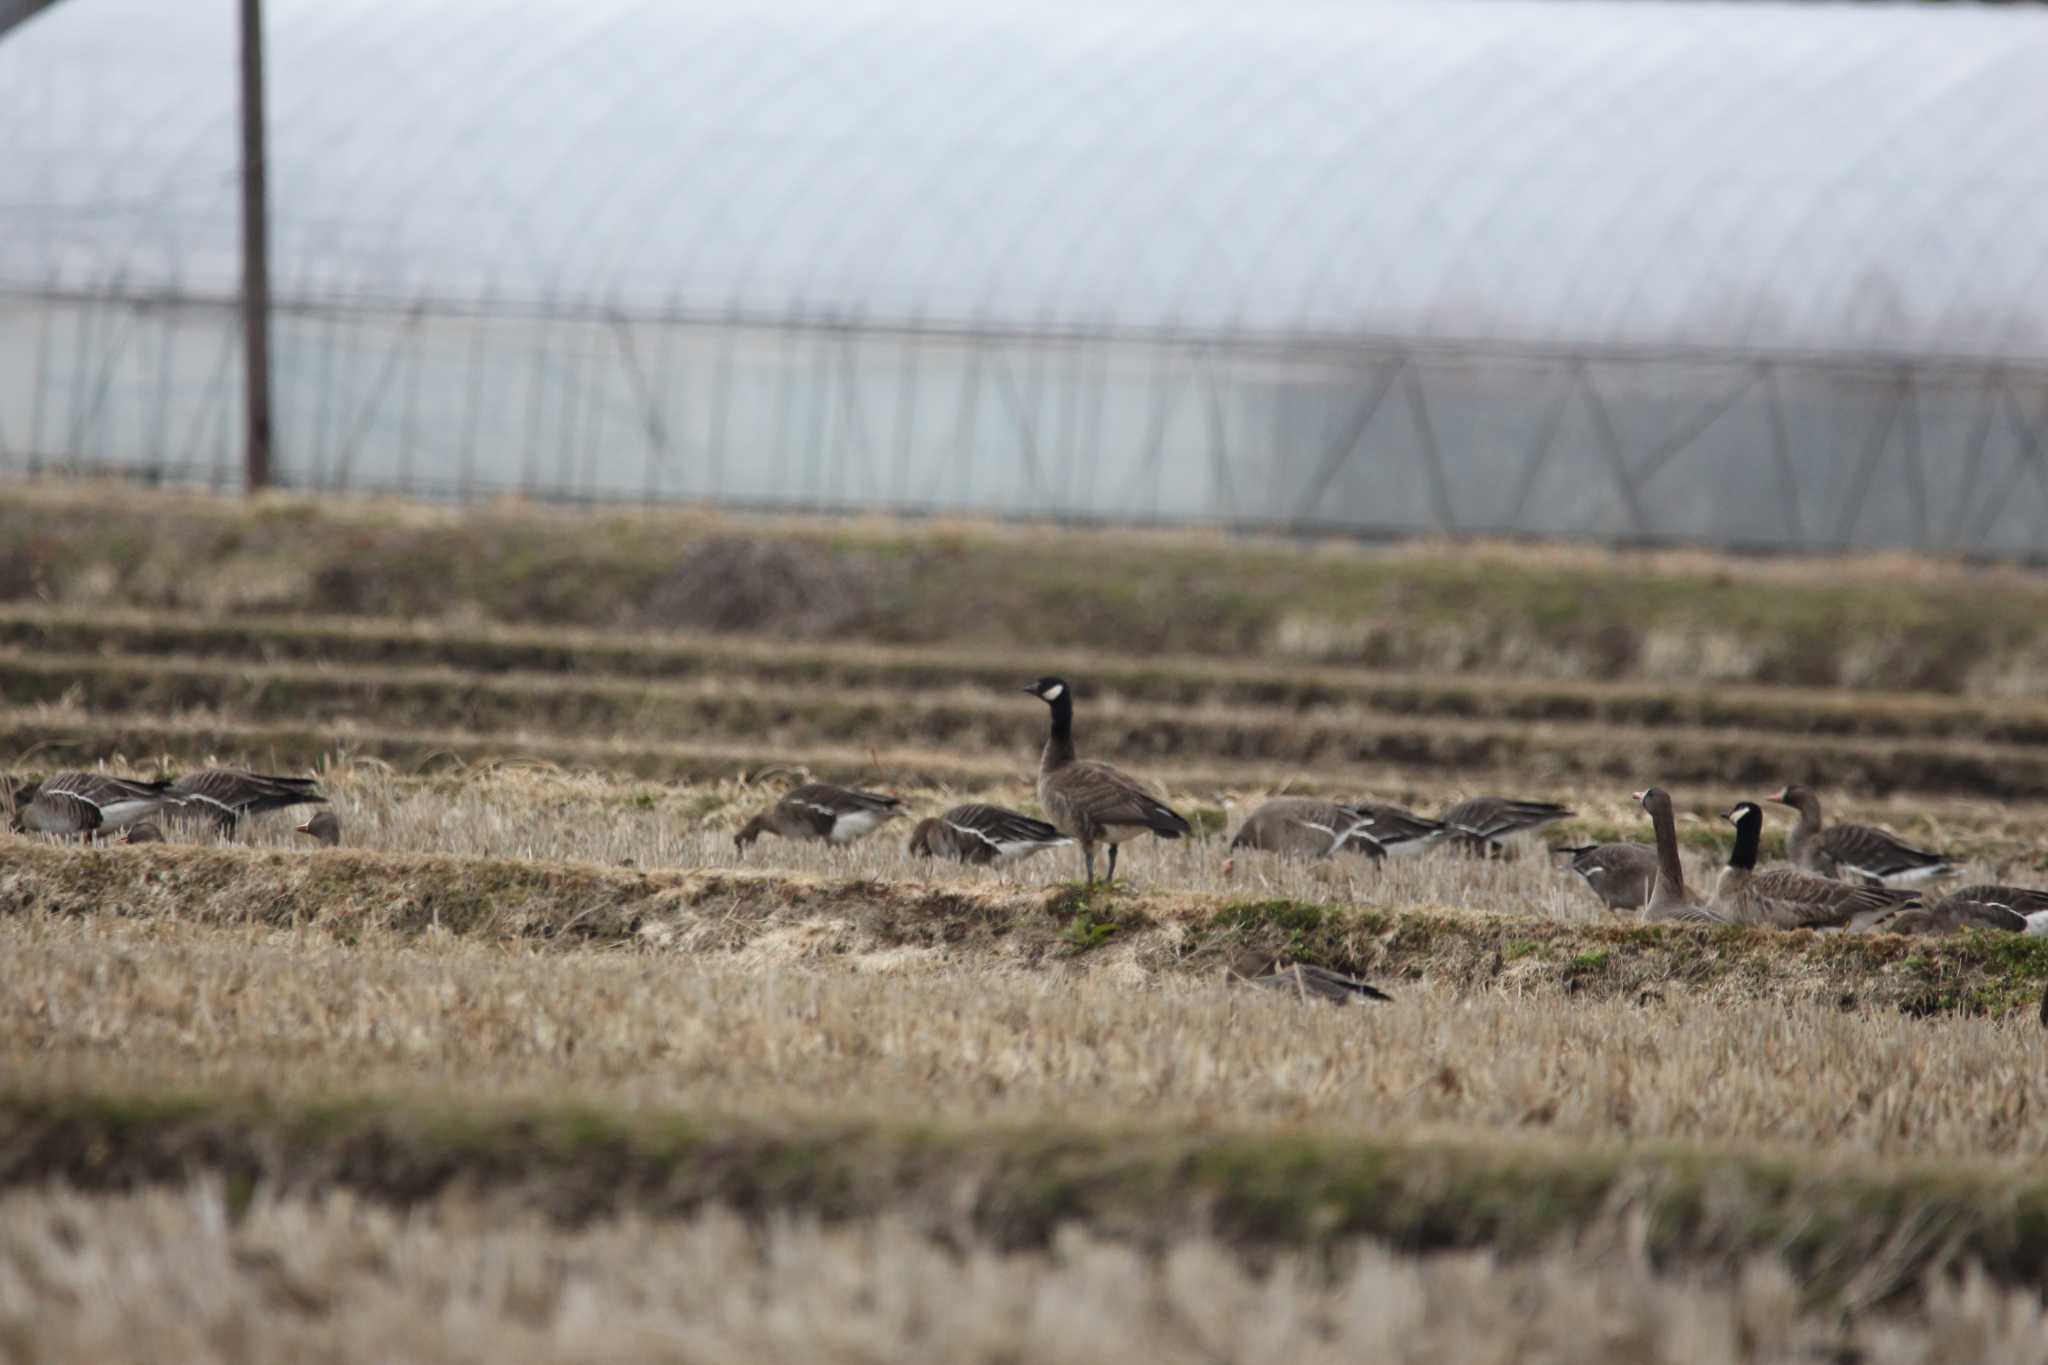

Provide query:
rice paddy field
left=5, top=482, right=2048, bottom=1362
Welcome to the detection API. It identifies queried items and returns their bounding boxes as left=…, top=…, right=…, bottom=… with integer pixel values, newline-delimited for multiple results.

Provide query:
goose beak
left=1019, top=683, right=1040, bottom=694
left=1630, top=790, right=1647, bottom=803
left=1768, top=788, right=1789, bottom=803
left=1720, top=807, right=1740, bottom=823
left=294, top=819, right=314, bottom=835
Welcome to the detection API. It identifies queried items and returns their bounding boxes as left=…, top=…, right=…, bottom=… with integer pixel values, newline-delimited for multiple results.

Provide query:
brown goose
left=1553, top=841, right=1659, bottom=913
left=1772, top=784, right=1955, bottom=885
left=170, top=769, right=326, bottom=834
left=1024, top=677, right=1190, bottom=885
left=1226, top=954, right=1391, bottom=1005
left=1439, top=796, right=1573, bottom=856
left=1853, top=884, right=2048, bottom=937
left=1632, top=788, right=1725, bottom=923
left=294, top=810, right=343, bottom=846
left=1229, top=798, right=1386, bottom=860
left=1713, top=801, right=1913, bottom=929
left=734, top=782, right=904, bottom=852
left=906, top=803, right=1073, bottom=866
left=8, top=771, right=177, bottom=838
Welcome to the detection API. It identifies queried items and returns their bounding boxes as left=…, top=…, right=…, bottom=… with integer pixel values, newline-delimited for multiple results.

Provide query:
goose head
left=1769, top=784, right=1820, bottom=818
left=1021, top=677, right=1069, bottom=704
left=905, top=817, right=941, bottom=857
left=1722, top=800, right=1765, bottom=832
left=294, top=810, right=342, bottom=846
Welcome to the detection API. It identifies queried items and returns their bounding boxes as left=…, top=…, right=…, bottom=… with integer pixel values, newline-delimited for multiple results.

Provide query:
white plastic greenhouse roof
left=4, top=0, right=2048, bottom=358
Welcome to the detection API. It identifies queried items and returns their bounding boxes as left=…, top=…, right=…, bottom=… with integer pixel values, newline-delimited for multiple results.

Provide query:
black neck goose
left=906, top=803, right=1073, bottom=866
left=295, top=810, right=343, bottom=846
left=1024, top=677, right=1190, bottom=885
left=170, top=769, right=326, bottom=833
left=1438, top=796, right=1574, bottom=856
left=1772, top=785, right=1955, bottom=885
left=1633, top=788, right=1723, bottom=923
left=1553, top=840, right=1659, bottom=913
left=1229, top=798, right=1387, bottom=860
left=734, top=782, right=904, bottom=853
left=1227, top=953, right=1391, bottom=1005
left=1713, top=801, right=1912, bottom=929
left=10, top=771, right=176, bottom=838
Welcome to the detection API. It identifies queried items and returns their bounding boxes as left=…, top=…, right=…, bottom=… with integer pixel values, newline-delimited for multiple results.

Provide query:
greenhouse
left=3, top=0, right=2047, bottom=553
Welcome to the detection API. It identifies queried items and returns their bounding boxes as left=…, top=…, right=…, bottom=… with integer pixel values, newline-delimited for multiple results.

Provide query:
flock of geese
left=10, top=673, right=2047, bottom=955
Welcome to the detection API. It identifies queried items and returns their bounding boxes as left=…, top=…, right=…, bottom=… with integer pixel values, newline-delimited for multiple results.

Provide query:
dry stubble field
left=4, top=484, right=2048, bottom=1361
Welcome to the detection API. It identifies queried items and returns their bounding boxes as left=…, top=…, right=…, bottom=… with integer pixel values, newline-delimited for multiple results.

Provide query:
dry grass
left=4, top=909, right=2044, bottom=1163
left=2, top=1180, right=2043, bottom=1365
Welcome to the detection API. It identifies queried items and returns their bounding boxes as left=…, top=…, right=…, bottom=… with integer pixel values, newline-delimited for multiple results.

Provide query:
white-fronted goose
left=1632, top=788, right=1724, bottom=923
left=1439, top=796, right=1574, bottom=856
left=1229, top=798, right=1386, bottom=860
left=1227, top=955, right=1392, bottom=1005
left=295, top=810, right=342, bottom=846
left=1772, top=784, right=1955, bottom=885
left=734, top=782, right=904, bottom=853
left=907, top=803, right=1073, bottom=866
left=8, top=771, right=178, bottom=838
left=1552, top=841, right=1659, bottom=913
left=1024, top=676, right=1190, bottom=885
left=1713, top=801, right=1912, bottom=929
left=1853, top=884, right=2048, bottom=937
left=170, top=769, right=326, bottom=834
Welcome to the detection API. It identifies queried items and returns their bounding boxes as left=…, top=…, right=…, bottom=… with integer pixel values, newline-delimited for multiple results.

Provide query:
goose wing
left=1940, top=884, right=2048, bottom=917
left=947, top=803, right=1064, bottom=846
left=1752, top=866, right=1913, bottom=917
left=1235, top=960, right=1392, bottom=1005
left=1817, top=822, right=1952, bottom=880
left=1441, top=796, right=1573, bottom=840
left=172, top=769, right=326, bottom=818
left=1055, top=761, right=1190, bottom=837
left=1345, top=803, right=1445, bottom=846
left=1857, top=901, right=2026, bottom=936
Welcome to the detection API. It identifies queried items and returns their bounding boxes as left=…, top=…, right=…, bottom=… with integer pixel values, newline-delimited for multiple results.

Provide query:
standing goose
left=1632, top=788, right=1724, bottom=923
left=1438, top=796, right=1574, bottom=856
left=295, top=810, right=343, bottom=846
left=906, top=803, right=1073, bottom=866
left=1023, top=676, right=1191, bottom=885
left=734, top=782, right=905, bottom=852
left=170, top=768, right=327, bottom=835
left=1772, top=784, right=1955, bottom=885
left=1229, top=797, right=1387, bottom=860
left=1552, top=840, right=1660, bottom=913
left=8, top=771, right=178, bottom=838
left=1712, top=801, right=1912, bottom=929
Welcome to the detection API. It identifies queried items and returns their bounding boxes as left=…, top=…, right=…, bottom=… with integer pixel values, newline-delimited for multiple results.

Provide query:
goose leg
left=1106, top=843, right=1119, bottom=883
left=1082, top=842, right=1096, bottom=886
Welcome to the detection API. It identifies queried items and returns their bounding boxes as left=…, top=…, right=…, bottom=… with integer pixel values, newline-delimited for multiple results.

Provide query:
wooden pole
left=238, top=0, right=273, bottom=492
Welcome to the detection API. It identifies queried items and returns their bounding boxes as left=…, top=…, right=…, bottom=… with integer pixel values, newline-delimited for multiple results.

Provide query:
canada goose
left=1439, top=796, right=1574, bottom=856
left=1226, top=954, right=1391, bottom=1005
left=1023, top=676, right=1190, bottom=885
left=1552, top=841, right=1659, bottom=913
left=1713, top=801, right=1913, bottom=929
left=906, top=803, right=1073, bottom=866
left=1632, top=788, right=1725, bottom=923
left=122, top=821, right=166, bottom=845
left=1772, top=784, right=1955, bottom=885
left=1229, top=798, right=1387, bottom=860
left=8, top=771, right=178, bottom=838
left=294, top=810, right=342, bottom=846
left=734, top=782, right=904, bottom=852
left=170, top=769, right=326, bottom=834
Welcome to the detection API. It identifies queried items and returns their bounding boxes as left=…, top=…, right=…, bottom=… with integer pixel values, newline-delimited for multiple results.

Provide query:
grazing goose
left=122, top=821, right=166, bottom=845
left=170, top=769, right=326, bottom=834
left=1226, top=954, right=1391, bottom=1005
left=907, top=803, right=1073, bottom=866
left=294, top=810, right=343, bottom=846
left=1229, top=797, right=1387, bottom=860
left=1024, top=676, right=1191, bottom=885
left=8, top=771, right=178, bottom=838
left=1853, top=884, right=2048, bottom=937
left=1633, top=788, right=1724, bottom=923
left=734, top=782, right=904, bottom=852
left=1552, top=841, right=1660, bottom=913
left=1712, top=801, right=1911, bottom=929
left=1772, top=784, right=1955, bottom=885
left=1439, top=796, right=1574, bottom=856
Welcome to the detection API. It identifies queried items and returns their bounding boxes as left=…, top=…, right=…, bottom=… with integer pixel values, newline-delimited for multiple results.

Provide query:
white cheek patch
left=1042, top=684, right=1064, bottom=701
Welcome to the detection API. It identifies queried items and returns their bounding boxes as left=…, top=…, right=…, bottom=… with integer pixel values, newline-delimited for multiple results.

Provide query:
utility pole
left=238, top=0, right=273, bottom=492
